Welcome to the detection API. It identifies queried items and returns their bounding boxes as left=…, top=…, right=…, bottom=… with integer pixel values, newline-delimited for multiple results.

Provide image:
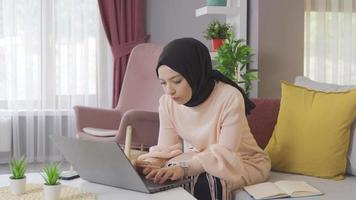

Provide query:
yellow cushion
left=265, top=81, right=356, bottom=180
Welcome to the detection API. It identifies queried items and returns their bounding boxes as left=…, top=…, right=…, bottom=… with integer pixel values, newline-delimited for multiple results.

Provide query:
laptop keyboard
left=143, top=177, right=175, bottom=187
left=141, top=176, right=191, bottom=192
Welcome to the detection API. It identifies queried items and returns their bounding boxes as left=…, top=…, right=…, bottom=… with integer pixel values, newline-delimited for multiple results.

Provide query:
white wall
left=145, top=0, right=224, bottom=48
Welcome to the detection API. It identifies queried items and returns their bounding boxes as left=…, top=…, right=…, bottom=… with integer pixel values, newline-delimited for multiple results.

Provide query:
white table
left=0, top=173, right=196, bottom=200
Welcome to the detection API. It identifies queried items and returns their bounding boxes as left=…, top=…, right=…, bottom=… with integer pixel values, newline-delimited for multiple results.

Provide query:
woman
left=135, top=38, right=270, bottom=200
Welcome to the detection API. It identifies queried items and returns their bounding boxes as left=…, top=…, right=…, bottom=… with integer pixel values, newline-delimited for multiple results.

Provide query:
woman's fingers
left=158, top=170, right=173, bottom=184
left=154, top=167, right=178, bottom=184
left=141, top=165, right=161, bottom=176
left=146, top=166, right=184, bottom=184
left=142, top=166, right=160, bottom=175
left=142, top=167, right=152, bottom=175
left=141, top=165, right=161, bottom=169
left=134, top=160, right=149, bottom=173
left=146, top=168, right=159, bottom=180
left=135, top=160, right=161, bottom=176
left=135, top=160, right=161, bottom=169
left=135, top=160, right=151, bottom=167
left=161, top=166, right=184, bottom=182
left=153, top=169, right=166, bottom=183
left=170, top=172, right=179, bottom=181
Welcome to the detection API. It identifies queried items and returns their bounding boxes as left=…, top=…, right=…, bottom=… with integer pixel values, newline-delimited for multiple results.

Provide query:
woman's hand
left=146, top=165, right=184, bottom=184
left=134, top=160, right=161, bottom=175
left=134, top=158, right=166, bottom=175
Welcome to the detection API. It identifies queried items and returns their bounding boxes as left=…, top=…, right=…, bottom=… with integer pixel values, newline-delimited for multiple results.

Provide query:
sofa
left=232, top=98, right=356, bottom=200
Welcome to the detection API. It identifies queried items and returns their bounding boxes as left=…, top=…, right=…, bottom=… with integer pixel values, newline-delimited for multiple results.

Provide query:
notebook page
left=275, top=180, right=322, bottom=197
left=243, top=182, right=289, bottom=200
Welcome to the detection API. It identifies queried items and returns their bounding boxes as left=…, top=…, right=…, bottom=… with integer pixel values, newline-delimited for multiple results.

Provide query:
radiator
left=0, top=116, right=11, bottom=152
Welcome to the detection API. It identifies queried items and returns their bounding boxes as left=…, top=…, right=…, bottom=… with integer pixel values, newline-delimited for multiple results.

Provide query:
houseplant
left=9, top=156, right=27, bottom=195
left=203, top=20, right=232, bottom=51
left=41, top=163, right=61, bottom=200
left=206, top=0, right=227, bottom=6
left=215, top=36, right=258, bottom=95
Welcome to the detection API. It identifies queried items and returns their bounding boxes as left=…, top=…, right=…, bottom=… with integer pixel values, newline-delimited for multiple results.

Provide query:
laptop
left=50, top=135, right=191, bottom=193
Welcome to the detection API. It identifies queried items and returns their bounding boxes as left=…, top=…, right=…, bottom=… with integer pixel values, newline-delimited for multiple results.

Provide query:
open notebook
left=243, top=180, right=323, bottom=200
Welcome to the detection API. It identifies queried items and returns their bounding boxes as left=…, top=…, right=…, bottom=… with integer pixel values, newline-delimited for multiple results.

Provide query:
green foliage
left=215, top=36, right=258, bottom=95
left=41, top=163, right=61, bottom=185
left=203, top=20, right=232, bottom=40
left=9, top=156, right=27, bottom=179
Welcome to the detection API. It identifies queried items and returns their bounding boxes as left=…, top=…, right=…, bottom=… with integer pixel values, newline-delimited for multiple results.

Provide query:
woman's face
left=158, top=65, right=192, bottom=104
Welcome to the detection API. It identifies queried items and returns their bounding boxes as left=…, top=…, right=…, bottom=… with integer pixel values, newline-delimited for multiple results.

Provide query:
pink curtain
left=98, top=0, right=147, bottom=108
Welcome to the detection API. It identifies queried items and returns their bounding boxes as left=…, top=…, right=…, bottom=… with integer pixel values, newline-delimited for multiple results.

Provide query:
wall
left=146, top=0, right=305, bottom=98
left=248, top=0, right=259, bottom=98
left=249, top=0, right=304, bottom=98
left=145, top=0, right=224, bottom=48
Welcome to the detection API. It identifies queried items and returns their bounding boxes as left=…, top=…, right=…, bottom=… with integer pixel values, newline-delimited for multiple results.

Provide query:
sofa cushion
left=233, top=172, right=356, bottom=200
left=294, top=76, right=356, bottom=176
left=294, top=76, right=355, bottom=92
left=265, top=81, right=356, bottom=180
left=248, top=99, right=280, bottom=149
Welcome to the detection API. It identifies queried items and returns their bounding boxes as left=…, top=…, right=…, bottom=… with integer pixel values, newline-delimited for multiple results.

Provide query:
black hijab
left=156, top=38, right=255, bottom=115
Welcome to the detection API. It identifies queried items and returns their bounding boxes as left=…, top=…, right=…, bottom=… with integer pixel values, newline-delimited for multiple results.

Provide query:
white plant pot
left=43, top=184, right=61, bottom=200
left=9, top=176, right=26, bottom=195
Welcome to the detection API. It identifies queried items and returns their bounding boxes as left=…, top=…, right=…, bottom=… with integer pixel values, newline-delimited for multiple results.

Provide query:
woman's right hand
left=134, top=158, right=166, bottom=175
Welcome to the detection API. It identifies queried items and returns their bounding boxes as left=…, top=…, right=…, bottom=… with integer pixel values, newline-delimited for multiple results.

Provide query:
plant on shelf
left=203, top=20, right=232, bottom=51
left=41, top=163, right=62, bottom=200
left=215, top=36, right=258, bottom=96
left=206, top=0, right=227, bottom=6
left=9, top=156, right=27, bottom=195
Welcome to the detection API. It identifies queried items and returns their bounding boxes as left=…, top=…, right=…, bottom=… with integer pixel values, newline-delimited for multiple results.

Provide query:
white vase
left=43, top=184, right=61, bottom=200
left=9, top=176, right=26, bottom=195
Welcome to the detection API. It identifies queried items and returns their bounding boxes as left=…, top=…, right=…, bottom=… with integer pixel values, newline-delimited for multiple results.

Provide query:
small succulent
left=41, top=163, right=61, bottom=185
left=9, top=156, right=27, bottom=179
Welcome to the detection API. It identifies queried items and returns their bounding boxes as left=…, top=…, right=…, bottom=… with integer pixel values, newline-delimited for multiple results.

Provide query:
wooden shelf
left=195, top=6, right=239, bottom=17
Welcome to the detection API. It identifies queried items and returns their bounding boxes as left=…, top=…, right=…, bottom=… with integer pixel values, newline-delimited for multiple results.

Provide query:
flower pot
left=9, top=176, right=26, bottom=195
left=211, top=39, right=224, bottom=51
left=43, top=184, right=61, bottom=200
left=207, top=0, right=227, bottom=6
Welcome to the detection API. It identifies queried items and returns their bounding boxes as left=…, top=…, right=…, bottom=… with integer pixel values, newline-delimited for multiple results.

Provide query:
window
left=0, top=0, right=109, bottom=109
left=304, top=0, right=356, bottom=85
left=0, top=0, right=111, bottom=163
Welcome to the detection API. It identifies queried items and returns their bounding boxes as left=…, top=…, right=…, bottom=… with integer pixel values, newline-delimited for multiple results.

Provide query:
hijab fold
left=156, top=38, right=255, bottom=115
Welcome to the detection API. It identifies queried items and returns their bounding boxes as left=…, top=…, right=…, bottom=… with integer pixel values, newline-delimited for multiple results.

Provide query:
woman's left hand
left=145, top=165, right=184, bottom=184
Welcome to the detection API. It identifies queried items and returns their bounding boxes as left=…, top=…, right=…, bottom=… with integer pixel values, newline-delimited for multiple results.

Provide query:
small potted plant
left=41, top=163, right=61, bottom=200
left=203, top=20, right=232, bottom=51
left=9, top=156, right=27, bottom=195
left=207, top=0, right=227, bottom=6
left=215, top=36, right=258, bottom=96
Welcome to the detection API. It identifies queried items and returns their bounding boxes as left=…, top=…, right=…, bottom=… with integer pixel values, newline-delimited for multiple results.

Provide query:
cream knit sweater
left=139, top=82, right=271, bottom=189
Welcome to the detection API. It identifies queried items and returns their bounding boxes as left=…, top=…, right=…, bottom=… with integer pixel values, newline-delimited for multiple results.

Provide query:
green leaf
left=213, top=36, right=259, bottom=95
left=42, top=163, right=61, bottom=185
left=9, top=156, right=27, bottom=179
left=203, top=20, right=233, bottom=40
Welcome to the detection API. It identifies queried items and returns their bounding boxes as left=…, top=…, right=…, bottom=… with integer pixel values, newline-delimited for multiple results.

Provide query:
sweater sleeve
left=138, top=96, right=183, bottom=161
